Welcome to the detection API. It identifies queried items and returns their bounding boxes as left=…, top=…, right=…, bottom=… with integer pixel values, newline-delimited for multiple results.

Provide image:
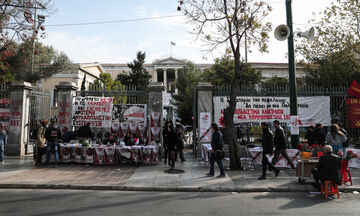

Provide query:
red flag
left=346, top=80, right=360, bottom=99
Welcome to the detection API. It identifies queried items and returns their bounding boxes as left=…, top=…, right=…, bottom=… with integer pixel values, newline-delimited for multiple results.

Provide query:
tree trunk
left=224, top=54, right=242, bottom=170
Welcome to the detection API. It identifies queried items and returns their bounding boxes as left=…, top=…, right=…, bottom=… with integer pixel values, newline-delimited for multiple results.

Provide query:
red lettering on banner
left=10, top=120, right=20, bottom=126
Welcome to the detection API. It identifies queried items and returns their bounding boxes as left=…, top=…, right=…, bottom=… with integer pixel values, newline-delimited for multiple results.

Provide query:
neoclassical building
left=102, top=57, right=305, bottom=94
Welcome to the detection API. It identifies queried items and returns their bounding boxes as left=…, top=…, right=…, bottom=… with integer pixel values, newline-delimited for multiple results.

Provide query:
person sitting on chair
left=311, top=145, right=341, bottom=190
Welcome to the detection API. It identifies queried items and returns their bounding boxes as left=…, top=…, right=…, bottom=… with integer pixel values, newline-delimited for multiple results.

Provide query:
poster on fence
left=72, top=96, right=113, bottom=128
left=0, top=99, right=10, bottom=131
left=199, top=112, right=211, bottom=143
left=345, top=98, right=360, bottom=128
left=112, top=104, right=147, bottom=144
left=213, top=96, right=331, bottom=127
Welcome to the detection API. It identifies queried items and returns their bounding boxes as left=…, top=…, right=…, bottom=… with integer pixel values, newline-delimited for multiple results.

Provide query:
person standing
left=163, top=121, right=173, bottom=165
left=165, top=125, right=179, bottom=169
left=175, top=124, right=186, bottom=162
left=259, top=122, right=279, bottom=180
left=271, top=120, right=295, bottom=169
left=326, top=124, right=347, bottom=154
left=206, top=123, right=225, bottom=178
left=77, top=122, right=94, bottom=140
left=35, top=120, right=47, bottom=166
left=311, top=123, right=326, bottom=145
left=44, top=119, right=61, bottom=167
left=0, top=123, right=7, bottom=165
left=305, top=125, right=315, bottom=145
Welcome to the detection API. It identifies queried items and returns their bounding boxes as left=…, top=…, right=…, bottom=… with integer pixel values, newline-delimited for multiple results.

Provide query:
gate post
left=148, top=82, right=165, bottom=144
left=195, top=82, right=213, bottom=158
left=6, top=82, right=34, bottom=156
left=55, top=82, right=78, bottom=130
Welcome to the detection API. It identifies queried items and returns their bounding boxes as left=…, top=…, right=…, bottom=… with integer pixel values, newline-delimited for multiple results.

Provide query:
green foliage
left=260, top=76, right=288, bottom=90
left=81, top=74, right=86, bottom=91
left=201, top=56, right=262, bottom=87
left=296, top=0, right=360, bottom=87
left=172, top=62, right=202, bottom=126
left=90, top=73, right=126, bottom=104
left=5, top=41, right=72, bottom=83
left=116, top=51, right=152, bottom=91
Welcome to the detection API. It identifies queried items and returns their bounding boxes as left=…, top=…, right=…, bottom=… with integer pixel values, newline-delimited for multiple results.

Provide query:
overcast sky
left=41, top=0, right=332, bottom=64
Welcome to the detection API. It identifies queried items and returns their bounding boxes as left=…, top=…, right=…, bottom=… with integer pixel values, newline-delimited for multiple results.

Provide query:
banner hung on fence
left=345, top=98, right=360, bottom=128
left=213, top=96, right=331, bottom=127
left=0, top=99, right=10, bottom=131
left=72, top=97, right=113, bottom=128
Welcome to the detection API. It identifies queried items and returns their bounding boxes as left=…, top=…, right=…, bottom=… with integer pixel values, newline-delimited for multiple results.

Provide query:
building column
left=195, top=82, right=213, bottom=157
left=153, top=70, right=158, bottom=82
left=148, top=82, right=165, bottom=144
left=175, top=69, right=178, bottom=94
left=163, top=69, right=167, bottom=92
left=56, top=82, right=78, bottom=131
left=6, top=82, right=34, bottom=156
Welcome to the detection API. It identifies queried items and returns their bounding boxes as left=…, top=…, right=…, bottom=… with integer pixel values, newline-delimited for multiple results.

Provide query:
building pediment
left=153, top=57, right=187, bottom=65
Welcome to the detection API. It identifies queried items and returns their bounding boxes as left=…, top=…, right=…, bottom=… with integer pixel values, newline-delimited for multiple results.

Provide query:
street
left=0, top=189, right=359, bottom=216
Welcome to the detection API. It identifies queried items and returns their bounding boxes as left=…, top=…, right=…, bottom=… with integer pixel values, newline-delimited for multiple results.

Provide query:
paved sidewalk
left=0, top=153, right=360, bottom=192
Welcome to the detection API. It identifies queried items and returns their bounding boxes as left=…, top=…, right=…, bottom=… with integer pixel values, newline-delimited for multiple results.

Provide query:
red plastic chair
left=341, top=168, right=353, bottom=185
left=321, top=180, right=340, bottom=199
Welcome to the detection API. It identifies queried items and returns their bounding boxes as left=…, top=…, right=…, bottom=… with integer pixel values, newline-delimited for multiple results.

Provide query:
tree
left=81, top=74, right=86, bottom=91
left=0, top=1, right=52, bottom=74
left=116, top=51, right=152, bottom=91
left=260, top=76, right=288, bottom=90
left=178, top=0, right=272, bottom=169
left=201, top=56, right=262, bottom=87
left=296, top=0, right=360, bottom=86
left=172, top=62, right=202, bottom=126
left=90, top=73, right=125, bottom=103
left=5, top=41, right=72, bottom=83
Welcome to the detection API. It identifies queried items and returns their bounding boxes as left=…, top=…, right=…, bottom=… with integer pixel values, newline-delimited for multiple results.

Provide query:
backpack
left=31, top=127, right=38, bottom=140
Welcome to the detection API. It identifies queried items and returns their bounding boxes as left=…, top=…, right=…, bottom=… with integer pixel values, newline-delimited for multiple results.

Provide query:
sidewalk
left=0, top=152, right=359, bottom=192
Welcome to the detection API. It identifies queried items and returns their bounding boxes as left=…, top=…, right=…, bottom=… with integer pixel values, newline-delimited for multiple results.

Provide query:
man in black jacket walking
left=206, top=123, right=225, bottom=178
left=259, top=122, right=279, bottom=180
left=271, top=120, right=295, bottom=169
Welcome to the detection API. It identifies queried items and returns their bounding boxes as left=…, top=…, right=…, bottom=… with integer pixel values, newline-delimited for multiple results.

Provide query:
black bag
left=215, top=149, right=225, bottom=160
left=342, top=140, right=349, bottom=148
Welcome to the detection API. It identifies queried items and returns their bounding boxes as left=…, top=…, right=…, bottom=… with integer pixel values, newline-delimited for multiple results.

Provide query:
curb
left=0, top=183, right=359, bottom=193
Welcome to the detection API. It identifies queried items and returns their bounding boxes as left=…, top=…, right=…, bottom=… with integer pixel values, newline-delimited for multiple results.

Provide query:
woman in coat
left=0, top=123, right=7, bottom=165
left=164, top=124, right=179, bottom=169
left=206, top=123, right=225, bottom=178
left=326, top=124, right=347, bottom=154
left=35, top=120, right=47, bottom=166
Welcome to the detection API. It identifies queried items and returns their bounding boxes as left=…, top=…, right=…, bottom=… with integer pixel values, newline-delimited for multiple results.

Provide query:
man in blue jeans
left=44, top=119, right=61, bottom=167
left=206, top=123, right=225, bottom=178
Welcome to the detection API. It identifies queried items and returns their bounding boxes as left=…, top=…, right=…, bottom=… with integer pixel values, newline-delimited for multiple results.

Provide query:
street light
left=31, top=14, right=46, bottom=78
left=274, top=0, right=315, bottom=148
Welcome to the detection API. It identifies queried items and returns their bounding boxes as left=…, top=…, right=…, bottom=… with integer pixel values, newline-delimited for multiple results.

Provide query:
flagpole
left=170, top=43, right=172, bottom=57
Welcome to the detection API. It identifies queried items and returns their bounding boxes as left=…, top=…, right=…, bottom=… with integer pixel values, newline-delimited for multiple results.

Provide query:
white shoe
left=0, top=161, right=4, bottom=165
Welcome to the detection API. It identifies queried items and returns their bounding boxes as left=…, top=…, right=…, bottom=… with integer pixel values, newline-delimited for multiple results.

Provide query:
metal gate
left=25, top=91, right=51, bottom=154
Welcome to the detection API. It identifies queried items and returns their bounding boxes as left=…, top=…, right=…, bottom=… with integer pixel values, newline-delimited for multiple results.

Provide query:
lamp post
left=31, top=13, right=45, bottom=77
left=285, top=0, right=299, bottom=148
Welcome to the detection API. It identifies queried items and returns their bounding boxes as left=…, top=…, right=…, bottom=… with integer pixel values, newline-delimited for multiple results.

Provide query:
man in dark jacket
left=77, top=122, right=94, bottom=140
left=259, top=122, right=279, bottom=180
left=310, top=123, right=326, bottom=145
left=44, top=119, right=61, bottom=167
left=271, top=120, right=295, bottom=169
left=311, top=145, right=341, bottom=190
left=206, top=123, right=225, bottom=178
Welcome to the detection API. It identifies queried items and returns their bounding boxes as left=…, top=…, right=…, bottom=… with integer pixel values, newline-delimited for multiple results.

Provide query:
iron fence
left=213, top=84, right=359, bottom=145
left=76, top=85, right=148, bottom=105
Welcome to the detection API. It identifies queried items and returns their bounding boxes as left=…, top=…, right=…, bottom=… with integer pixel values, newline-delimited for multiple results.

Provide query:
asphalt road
left=0, top=189, right=359, bottom=216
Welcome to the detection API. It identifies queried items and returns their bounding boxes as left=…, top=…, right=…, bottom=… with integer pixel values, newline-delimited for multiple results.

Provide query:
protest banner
left=72, top=96, right=113, bottom=128
left=346, top=98, right=360, bottom=128
left=0, top=99, right=10, bottom=131
left=214, top=96, right=331, bottom=127
left=199, top=112, right=211, bottom=143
